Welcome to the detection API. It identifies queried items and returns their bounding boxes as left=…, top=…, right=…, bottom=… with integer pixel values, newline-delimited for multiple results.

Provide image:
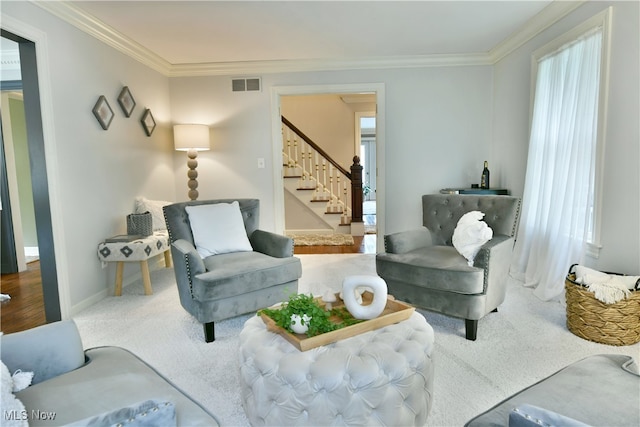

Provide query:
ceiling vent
left=232, top=77, right=261, bottom=92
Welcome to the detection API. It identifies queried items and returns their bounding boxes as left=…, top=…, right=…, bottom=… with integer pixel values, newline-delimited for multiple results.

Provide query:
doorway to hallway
left=276, top=85, right=385, bottom=255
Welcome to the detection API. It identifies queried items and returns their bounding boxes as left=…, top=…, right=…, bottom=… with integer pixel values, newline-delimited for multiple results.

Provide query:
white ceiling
left=3, top=1, right=583, bottom=76
left=70, top=0, right=554, bottom=64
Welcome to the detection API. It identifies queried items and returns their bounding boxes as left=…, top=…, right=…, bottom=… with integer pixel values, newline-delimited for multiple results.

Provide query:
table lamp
left=173, top=124, right=210, bottom=200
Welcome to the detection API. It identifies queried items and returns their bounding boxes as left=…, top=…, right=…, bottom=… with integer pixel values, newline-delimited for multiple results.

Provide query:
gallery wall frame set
left=140, top=109, right=156, bottom=136
left=92, top=86, right=155, bottom=136
left=117, top=86, right=136, bottom=117
left=92, top=95, right=114, bottom=130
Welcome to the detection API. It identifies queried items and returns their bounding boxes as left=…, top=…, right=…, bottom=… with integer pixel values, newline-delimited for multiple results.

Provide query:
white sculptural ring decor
left=342, top=275, right=388, bottom=320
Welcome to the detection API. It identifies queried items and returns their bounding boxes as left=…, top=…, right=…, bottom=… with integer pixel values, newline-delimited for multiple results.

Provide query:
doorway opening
left=272, top=83, right=385, bottom=254
left=0, top=28, right=61, bottom=329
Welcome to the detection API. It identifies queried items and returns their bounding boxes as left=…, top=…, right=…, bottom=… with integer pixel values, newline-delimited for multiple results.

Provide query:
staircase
left=282, top=116, right=363, bottom=235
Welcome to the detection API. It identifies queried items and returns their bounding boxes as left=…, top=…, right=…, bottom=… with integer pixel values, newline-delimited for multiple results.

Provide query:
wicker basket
left=565, top=265, right=640, bottom=346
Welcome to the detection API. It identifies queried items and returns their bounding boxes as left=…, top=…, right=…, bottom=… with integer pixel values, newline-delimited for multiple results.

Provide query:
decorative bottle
left=480, top=161, right=490, bottom=189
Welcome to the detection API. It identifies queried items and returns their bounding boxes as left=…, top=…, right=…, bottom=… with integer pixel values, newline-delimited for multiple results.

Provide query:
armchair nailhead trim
left=511, top=199, right=522, bottom=237
left=183, top=253, right=195, bottom=297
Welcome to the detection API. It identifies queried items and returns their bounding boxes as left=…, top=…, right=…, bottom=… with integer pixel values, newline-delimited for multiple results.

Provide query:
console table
left=440, top=188, right=510, bottom=195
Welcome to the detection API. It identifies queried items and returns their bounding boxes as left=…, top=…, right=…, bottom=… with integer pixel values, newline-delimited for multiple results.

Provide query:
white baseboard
left=69, top=255, right=169, bottom=317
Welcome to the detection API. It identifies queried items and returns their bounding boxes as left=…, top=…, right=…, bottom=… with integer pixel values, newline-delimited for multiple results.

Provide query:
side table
left=97, top=231, right=172, bottom=296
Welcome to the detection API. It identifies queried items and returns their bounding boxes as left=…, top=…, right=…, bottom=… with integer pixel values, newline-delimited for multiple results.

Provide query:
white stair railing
left=282, top=121, right=352, bottom=226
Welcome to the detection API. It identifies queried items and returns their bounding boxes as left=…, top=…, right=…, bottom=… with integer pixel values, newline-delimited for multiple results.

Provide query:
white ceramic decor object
left=322, top=291, right=337, bottom=310
left=290, top=314, right=311, bottom=334
left=342, top=275, right=388, bottom=320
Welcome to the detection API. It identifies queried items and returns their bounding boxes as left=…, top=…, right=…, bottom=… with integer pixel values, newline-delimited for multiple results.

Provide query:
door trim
left=2, top=15, right=70, bottom=319
left=270, top=83, right=385, bottom=252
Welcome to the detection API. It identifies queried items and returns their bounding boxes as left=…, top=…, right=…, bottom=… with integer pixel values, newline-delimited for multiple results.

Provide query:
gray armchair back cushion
left=422, top=194, right=520, bottom=246
left=163, top=199, right=260, bottom=245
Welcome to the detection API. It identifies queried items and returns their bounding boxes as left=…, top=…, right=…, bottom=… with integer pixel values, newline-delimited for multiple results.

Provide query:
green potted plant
left=259, top=293, right=361, bottom=337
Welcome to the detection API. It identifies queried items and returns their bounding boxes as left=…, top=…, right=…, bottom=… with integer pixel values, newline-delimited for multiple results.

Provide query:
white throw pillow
left=452, top=211, right=493, bottom=266
left=134, top=197, right=171, bottom=231
left=186, top=201, right=253, bottom=257
left=1, top=361, right=28, bottom=427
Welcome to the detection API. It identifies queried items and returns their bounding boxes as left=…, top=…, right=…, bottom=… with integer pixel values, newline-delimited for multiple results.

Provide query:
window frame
left=528, top=7, right=612, bottom=258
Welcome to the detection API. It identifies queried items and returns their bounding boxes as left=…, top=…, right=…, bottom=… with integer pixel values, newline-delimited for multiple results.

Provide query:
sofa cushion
left=15, top=347, right=219, bottom=426
left=465, top=354, right=640, bottom=427
left=376, top=246, right=485, bottom=294
left=186, top=201, right=253, bottom=257
left=64, top=399, right=176, bottom=427
left=195, top=251, right=302, bottom=300
left=1, top=320, right=84, bottom=385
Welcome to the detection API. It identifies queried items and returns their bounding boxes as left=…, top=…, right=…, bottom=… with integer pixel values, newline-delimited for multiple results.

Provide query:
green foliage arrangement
left=259, top=293, right=363, bottom=337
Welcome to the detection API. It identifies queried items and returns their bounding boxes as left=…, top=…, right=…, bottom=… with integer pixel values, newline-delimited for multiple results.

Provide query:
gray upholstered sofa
left=0, top=320, right=219, bottom=426
left=465, top=354, right=640, bottom=426
left=163, top=199, right=302, bottom=342
left=377, top=194, right=521, bottom=340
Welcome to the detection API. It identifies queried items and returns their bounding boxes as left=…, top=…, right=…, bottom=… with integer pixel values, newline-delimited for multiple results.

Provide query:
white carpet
left=73, top=254, right=640, bottom=426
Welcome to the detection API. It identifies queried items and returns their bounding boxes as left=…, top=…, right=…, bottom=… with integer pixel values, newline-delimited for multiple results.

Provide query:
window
left=511, top=8, right=611, bottom=301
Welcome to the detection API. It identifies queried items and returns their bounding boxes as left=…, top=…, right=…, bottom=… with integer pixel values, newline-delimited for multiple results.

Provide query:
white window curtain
left=511, top=28, right=603, bottom=301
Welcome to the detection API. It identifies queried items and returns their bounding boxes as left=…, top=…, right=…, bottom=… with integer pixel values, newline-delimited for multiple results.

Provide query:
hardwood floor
left=1, top=260, right=46, bottom=334
left=294, top=211, right=377, bottom=255
left=294, top=234, right=376, bottom=254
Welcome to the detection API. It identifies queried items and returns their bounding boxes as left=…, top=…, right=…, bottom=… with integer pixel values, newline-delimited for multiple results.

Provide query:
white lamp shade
left=173, top=124, right=210, bottom=151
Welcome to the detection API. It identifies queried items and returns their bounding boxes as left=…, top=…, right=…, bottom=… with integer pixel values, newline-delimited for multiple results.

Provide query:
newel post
left=350, top=156, right=363, bottom=223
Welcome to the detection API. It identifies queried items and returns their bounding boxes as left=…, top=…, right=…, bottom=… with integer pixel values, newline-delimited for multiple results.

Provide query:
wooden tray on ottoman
left=259, top=293, right=415, bottom=351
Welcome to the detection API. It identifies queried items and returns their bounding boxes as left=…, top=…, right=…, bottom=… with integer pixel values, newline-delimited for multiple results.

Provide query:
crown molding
left=489, top=0, right=586, bottom=63
left=32, top=0, right=585, bottom=77
left=32, top=0, right=172, bottom=75
left=168, top=53, right=493, bottom=77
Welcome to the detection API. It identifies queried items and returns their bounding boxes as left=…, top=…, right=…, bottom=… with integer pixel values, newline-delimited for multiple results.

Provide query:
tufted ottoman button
left=239, top=312, right=435, bottom=426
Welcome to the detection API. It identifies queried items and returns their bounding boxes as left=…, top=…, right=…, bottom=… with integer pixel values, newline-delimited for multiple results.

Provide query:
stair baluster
left=282, top=116, right=365, bottom=233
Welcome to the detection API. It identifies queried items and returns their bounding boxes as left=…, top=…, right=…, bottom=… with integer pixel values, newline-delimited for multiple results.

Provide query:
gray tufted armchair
left=376, top=194, right=520, bottom=340
left=163, top=199, right=302, bottom=342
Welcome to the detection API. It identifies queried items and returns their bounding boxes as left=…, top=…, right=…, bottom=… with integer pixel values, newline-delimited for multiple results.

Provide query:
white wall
left=493, top=1, right=640, bottom=274
left=2, top=2, right=176, bottom=314
left=170, top=66, right=494, bottom=236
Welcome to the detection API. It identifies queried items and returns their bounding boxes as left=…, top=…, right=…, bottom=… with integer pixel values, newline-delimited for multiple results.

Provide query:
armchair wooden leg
left=204, top=322, right=215, bottom=343
left=465, top=319, right=478, bottom=341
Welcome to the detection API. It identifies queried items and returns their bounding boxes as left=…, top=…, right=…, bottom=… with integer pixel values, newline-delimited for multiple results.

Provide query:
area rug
left=72, top=254, right=640, bottom=427
left=287, top=233, right=354, bottom=246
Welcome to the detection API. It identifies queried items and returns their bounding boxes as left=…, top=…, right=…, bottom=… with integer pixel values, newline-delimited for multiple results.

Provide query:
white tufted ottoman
left=239, top=311, right=435, bottom=426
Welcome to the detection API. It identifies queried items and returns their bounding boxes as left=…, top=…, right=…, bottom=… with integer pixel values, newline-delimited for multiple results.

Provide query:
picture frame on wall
left=117, top=86, right=136, bottom=117
left=92, top=95, right=114, bottom=130
left=140, top=108, right=156, bottom=136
